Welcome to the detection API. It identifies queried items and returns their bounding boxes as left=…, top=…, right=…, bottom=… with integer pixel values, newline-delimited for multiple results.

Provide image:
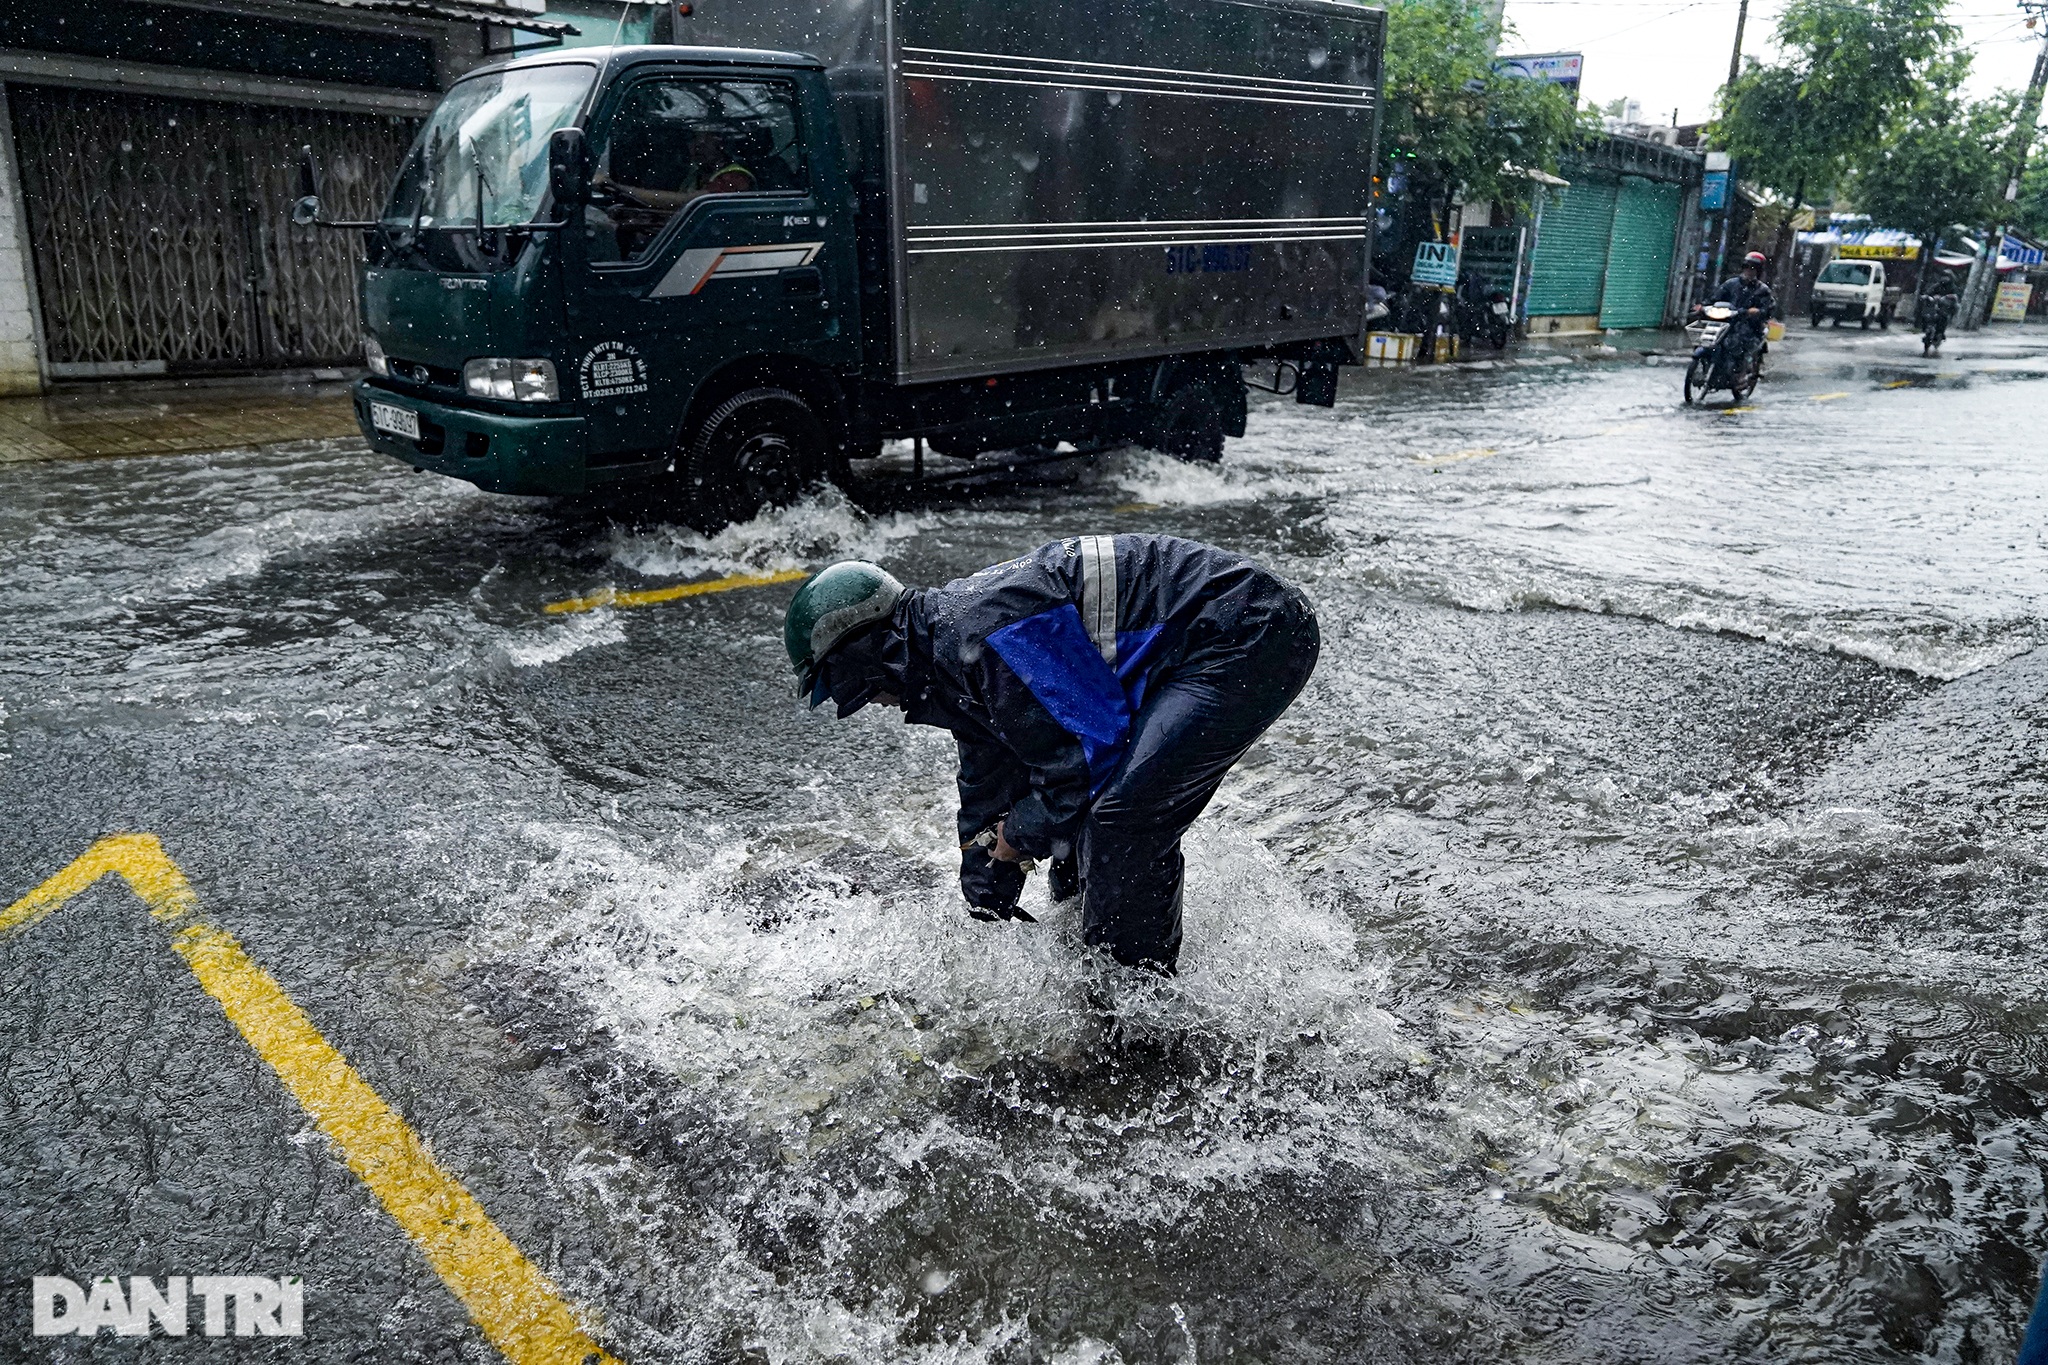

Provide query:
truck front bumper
left=352, top=382, right=660, bottom=497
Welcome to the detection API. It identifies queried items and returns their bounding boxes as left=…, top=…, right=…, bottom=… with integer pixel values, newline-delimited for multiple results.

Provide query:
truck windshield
left=1817, top=262, right=1873, bottom=285
left=384, top=63, right=594, bottom=228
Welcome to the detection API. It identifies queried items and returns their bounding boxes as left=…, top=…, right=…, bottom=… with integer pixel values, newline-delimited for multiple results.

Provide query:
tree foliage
left=1378, top=0, right=1580, bottom=229
left=1851, top=58, right=2018, bottom=268
left=1712, top=0, right=1956, bottom=205
left=2015, top=157, right=2048, bottom=241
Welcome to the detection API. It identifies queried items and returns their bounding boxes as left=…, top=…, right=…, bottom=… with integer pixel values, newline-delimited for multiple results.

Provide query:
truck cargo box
left=686, top=0, right=1383, bottom=382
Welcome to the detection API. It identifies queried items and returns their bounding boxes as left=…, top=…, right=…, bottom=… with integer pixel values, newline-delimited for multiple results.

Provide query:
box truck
left=305, top=0, right=1384, bottom=524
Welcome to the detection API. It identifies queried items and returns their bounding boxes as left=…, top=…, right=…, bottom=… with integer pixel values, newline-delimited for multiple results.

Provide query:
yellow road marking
left=545, top=567, right=805, bottom=616
left=1881, top=378, right=1917, bottom=389
left=1111, top=502, right=1161, bottom=514
left=1811, top=392, right=1849, bottom=402
left=1718, top=406, right=1756, bottom=414
left=1417, top=446, right=1498, bottom=465
left=3, top=837, right=622, bottom=1365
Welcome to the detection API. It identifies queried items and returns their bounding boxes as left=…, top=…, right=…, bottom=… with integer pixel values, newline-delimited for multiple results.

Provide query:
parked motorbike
left=1683, top=302, right=1761, bottom=405
left=1919, top=291, right=1958, bottom=357
left=1455, top=276, right=1512, bottom=351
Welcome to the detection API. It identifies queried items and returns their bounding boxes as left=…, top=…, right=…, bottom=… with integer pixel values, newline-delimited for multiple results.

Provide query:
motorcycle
left=1683, top=302, right=1761, bottom=405
left=1455, top=277, right=1512, bottom=351
left=1919, top=291, right=1957, bottom=357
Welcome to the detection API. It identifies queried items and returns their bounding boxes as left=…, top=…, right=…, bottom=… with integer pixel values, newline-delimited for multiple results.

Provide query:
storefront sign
left=1494, top=53, right=1583, bottom=94
left=1992, top=281, right=2034, bottom=322
left=1412, top=241, right=1460, bottom=287
left=1700, top=171, right=1729, bottom=211
left=1839, top=244, right=1914, bottom=260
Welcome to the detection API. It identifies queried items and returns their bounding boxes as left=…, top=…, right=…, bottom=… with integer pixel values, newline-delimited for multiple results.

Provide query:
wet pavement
left=4, top=324, right=2048, bottom=1362
left=0, top=376, right=356, bottom=465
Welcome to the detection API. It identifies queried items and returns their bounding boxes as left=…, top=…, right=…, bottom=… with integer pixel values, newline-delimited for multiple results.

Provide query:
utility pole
left=1962, top=5, right=2048, bottom=328
left=1726, top=0, right=1751, bottom=90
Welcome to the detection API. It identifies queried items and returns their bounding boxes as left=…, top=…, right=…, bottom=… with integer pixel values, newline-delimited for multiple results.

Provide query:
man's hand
left=960, top=843, right=1034, bottom=923
left=991, top=821, right=1024, bottom=863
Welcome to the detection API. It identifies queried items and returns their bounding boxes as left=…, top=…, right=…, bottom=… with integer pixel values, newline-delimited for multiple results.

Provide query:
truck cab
left=1809, top=258, right=1896, bottom=330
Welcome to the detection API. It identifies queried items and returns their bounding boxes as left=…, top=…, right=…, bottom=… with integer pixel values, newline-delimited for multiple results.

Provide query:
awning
left=303, top=0, right=580, bottom=37
left=1503, top=161, right=1570, bottom=188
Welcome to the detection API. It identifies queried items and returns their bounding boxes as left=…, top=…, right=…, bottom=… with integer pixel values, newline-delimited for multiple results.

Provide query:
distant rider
left=783, top=536, right=1319, bottom=974
left=1701, top=251, right=1775, bottom=368
left=1921, top=269, right=1960, bottom=346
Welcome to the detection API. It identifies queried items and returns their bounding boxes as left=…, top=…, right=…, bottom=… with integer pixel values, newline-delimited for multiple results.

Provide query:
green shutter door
left=1525, top=173, right=1618, bottom=316
left=1598, top=177, right=1682, bottom=329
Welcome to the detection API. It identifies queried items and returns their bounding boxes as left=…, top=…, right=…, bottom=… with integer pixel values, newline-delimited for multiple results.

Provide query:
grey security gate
left=9, top=84, right=414, bottom=374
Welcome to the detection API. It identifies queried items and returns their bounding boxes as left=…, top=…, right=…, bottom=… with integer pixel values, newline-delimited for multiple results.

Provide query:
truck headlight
left=462, top=357, right=559, bottom=402
left=363, top=334, right=389, bottom=377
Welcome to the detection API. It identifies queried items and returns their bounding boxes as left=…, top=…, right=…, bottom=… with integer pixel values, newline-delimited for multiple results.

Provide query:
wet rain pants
left=1077, top=590, right=1319, bottom=971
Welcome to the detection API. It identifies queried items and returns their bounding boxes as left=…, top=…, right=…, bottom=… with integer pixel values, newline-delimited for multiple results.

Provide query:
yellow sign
left=1838, top=244, right=1913, bottom=260
left=1993, top=280, right=2034, bottom=322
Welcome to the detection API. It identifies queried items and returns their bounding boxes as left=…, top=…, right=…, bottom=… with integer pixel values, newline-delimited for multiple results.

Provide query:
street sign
left=1700, top=171, right=1729, bottom=212
left=1412, top=240, right=1460, bottom=287
left=2002, top=235, right=2044, bottom=266
left=1993, top=281, right=2034, bottom=322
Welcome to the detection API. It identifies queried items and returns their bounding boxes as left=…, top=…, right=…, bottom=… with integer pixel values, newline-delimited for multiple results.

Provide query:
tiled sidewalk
left=0, top=379, right=359, bottom=464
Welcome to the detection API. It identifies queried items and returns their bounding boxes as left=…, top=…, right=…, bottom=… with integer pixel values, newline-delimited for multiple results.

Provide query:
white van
left=1810, top=258, right=1897, bottom=329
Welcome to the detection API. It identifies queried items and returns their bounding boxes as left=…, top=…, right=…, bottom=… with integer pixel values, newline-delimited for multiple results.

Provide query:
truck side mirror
left=293, top=145, right=322, bottom=226
left=548, top=128, right=589, bottom=208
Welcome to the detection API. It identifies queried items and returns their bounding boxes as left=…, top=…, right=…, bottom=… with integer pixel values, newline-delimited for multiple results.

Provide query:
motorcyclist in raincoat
left=785, top=535, right=1319, bottom=973
left=1707, top=251, right=1776, bottom=366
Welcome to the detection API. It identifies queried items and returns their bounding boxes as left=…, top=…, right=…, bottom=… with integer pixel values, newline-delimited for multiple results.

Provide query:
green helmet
left=784, top=560, right=905, bottom=701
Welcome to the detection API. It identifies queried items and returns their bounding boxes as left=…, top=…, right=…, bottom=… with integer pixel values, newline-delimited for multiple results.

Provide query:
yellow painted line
left=1811, top=392, right=1850, bottom=402
left=1718, top=406, right=1756, bottom=414
left=1881, top=379, right=1917, bottom=389
left=1111, top=502, right=1161, bottom=514
left=3, top=836, right=622, bottom=1365
left=545, top=566, right=805, bottom=616
left=1416, top=446, right=1498, bottom=465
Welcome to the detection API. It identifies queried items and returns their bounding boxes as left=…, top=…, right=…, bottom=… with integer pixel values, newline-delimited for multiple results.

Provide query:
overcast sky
left=1498, top=0, right=2047, bottom=127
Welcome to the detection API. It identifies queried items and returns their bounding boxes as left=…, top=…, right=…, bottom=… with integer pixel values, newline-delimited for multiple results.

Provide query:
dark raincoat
left=893, top=534, right=1319, bottom=970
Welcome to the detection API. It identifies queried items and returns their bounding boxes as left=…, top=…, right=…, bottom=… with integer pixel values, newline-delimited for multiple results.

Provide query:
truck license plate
left=1490, top=302, right=1509, bottom=316
left=369, top=401, right=420, bottom=440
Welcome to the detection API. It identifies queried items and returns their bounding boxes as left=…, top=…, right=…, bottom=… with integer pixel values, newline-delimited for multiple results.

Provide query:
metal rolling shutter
left=1598, top=176, right=1682, bottom=329
left=10, top=85, right=413, bottom=372
left=1524, top=173, right=1618, bottom=316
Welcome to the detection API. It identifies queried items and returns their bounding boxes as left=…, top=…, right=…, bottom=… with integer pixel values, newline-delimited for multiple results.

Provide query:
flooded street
left=7, top=326, right=2048, bottom=1363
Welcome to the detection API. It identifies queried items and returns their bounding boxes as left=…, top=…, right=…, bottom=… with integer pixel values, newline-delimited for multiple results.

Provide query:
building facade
left=1520, top=132, right=1704, bottom=336
left=0, top=0, right=575, bottom=395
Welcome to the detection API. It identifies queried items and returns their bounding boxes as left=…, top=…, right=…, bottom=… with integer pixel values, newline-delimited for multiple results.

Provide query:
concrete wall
left=0, top=85, right=45, bottom=397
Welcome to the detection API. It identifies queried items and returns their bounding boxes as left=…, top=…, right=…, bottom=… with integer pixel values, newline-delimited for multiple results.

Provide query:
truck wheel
left=685, top=388, right=827, bottom=523
left=1148, top=381, right=1225, bottom=463
left=1810, top=311, right=1823, bottom=329
left=1860, top=315, right=1870, bottom=330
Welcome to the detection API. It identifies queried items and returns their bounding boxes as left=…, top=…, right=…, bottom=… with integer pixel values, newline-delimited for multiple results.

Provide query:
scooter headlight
left=462, top=357, right=560, bottom=403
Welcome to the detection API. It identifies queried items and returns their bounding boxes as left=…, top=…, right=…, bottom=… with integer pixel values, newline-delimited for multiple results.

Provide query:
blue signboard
left=1412, top=240, right=1460, bottom=287
left=2002, top=234, right=2044, bottom=266
left=1700, top=171, right=1730, bottom=212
